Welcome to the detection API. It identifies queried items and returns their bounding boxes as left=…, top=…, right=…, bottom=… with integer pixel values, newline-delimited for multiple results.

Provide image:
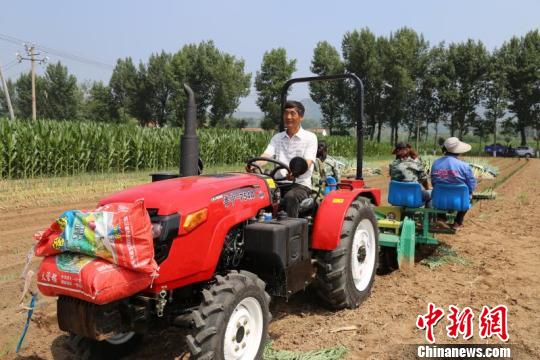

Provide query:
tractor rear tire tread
left=192, top=310, right=206, bottom=329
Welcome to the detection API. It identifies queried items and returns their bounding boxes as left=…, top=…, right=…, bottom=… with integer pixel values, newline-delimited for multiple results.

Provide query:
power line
left=3, top=63, right=20, bottom=74
left=0, top=33, right=23, bottom=46
left=39, top=48, right=114, bottom=70
left=0, top=32, right=114, bottom=70
left=2, top=59, right=18, bottom=69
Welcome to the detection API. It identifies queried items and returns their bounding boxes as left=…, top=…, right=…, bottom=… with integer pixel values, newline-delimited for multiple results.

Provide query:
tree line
left=0, top=28, right=539, bottom=145
left=309, top=28, right=540, bottom=146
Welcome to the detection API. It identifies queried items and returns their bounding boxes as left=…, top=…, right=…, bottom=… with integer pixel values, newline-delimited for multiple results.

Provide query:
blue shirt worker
left=431, top=137, right=477, bottom=230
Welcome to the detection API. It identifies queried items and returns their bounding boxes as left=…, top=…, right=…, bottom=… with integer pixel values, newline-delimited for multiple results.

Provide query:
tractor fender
left=311, top=188, right=379, bottom=251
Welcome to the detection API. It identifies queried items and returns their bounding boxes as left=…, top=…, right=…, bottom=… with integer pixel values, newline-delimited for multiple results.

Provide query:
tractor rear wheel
left=186, top=270, right=271, bottom=360
left=314, top=197, right=378, bottom=309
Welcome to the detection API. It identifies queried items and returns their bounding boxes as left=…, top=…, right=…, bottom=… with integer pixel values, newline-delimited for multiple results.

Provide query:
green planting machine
left=375, top=181, right=470, bottom=270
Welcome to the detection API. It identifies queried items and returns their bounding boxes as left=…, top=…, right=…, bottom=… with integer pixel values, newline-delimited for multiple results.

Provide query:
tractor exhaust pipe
left=180, top=84, right=199, bottom=177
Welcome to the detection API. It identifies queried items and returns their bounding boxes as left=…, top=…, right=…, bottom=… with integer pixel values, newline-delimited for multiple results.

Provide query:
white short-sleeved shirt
left=263, top=127, right=318, bottom=189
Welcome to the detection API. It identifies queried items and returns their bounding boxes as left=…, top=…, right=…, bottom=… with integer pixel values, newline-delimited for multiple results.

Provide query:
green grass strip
left=264, top=342, right=347, bottom=360
left=420, top=245, right=471, bottom=269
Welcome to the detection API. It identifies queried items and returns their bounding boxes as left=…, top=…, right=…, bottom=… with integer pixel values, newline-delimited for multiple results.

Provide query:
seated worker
left=317, top=141, right=341, bottom=182
left=248, top=101, right=317, bottom=217
left=312, top=141, right=341, bottom=195
left=431, top=137, right=477, bottom=230
left=389, top=142, right=431, bottom=204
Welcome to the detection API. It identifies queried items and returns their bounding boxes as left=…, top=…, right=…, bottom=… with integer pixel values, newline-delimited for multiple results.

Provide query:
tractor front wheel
left=186, top=270, right=271, bottom=360
left=314, top=197, right=378, bottom=309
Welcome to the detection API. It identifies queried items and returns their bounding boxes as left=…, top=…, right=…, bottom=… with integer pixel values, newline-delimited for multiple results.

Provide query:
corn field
left=0, top=119, right=272, bottom=179
left=0, top=118, right=456, bottom=179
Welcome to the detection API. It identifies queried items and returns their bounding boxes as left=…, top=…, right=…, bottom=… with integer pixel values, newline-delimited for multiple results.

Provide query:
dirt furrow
left=1, top=158, right=536, bottom=359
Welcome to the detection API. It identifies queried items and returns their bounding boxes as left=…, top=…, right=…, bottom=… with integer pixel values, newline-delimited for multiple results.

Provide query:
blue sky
left=1, top=0, right=538, bottom=111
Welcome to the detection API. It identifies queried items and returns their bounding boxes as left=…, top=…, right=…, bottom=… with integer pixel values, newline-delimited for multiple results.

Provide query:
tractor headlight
left=151, top=223, right=163, bottom=238
left=148, top=212, right=180, bottom=263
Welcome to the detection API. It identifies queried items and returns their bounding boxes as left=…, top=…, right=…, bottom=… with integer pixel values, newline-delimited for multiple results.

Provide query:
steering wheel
left=246, top=157, right=291, bottom=181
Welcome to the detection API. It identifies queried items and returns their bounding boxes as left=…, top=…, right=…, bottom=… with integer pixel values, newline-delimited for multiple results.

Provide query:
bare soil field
left=1, top=158, right=537, bottom=359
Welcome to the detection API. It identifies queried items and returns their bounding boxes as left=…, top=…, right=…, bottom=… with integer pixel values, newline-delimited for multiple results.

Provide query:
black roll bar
left=280, top=74, right=365, bottom=180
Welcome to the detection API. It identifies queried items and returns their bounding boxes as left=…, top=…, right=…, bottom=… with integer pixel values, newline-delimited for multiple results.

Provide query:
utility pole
left=17, top=44, right=47, bottom=121
left=0, top=58, right=15, bottom=120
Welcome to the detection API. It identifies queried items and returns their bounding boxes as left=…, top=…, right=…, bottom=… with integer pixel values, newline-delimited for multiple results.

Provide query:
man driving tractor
left=247, top=100, right=318, bottom=217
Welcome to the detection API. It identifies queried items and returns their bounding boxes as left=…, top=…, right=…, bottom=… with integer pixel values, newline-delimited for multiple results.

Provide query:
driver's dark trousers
left=282, top=184, right=310, bottom=218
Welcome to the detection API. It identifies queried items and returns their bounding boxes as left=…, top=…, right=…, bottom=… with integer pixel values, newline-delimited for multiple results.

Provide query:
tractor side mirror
left=289, top=157, right=308, bottom=178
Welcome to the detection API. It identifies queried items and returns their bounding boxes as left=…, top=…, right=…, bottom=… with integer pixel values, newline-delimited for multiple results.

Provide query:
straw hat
left=443, top=137, right=471, bottom=154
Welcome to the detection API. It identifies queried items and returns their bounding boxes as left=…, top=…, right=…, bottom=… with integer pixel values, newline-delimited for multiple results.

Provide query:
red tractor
left=58, top=74, right=381, bottom=359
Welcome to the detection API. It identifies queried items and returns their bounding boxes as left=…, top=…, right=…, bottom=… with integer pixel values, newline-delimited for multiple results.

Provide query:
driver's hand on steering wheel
left=246, top=165, right=258, bottom=174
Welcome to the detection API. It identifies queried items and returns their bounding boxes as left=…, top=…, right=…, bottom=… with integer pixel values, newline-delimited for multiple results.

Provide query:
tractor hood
left=99, top=173, right=271, bottom=216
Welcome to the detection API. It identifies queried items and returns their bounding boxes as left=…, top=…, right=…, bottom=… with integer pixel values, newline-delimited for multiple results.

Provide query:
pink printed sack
left=37, top=253, right=154, bottom=305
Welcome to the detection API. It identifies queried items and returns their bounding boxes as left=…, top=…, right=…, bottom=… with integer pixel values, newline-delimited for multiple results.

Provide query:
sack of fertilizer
left=34, top=199, right=157, bottom=274
left=37, top=253, right=154, bottom=305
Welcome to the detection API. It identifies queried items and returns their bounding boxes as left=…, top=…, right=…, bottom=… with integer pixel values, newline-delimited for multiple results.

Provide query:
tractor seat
left=279, top=191, right=317, bottom=215
left=299, top=197, right=315, bottom=213
left=431, top=184, right=470, bottom=211
left=388, top=180, right=424, bottom=208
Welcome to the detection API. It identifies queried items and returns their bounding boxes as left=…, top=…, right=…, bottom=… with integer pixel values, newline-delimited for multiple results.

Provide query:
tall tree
left=109, top=57, right=139, bottom=121
left=13, top=72, right=46, bottom=119
left=172, top=41, right=220, bottom=125
left=418, top=44, right=447, bottom=145
left=382, top=28, right=429, bottom=144
left=499, top=30, right=540, bottom=145
left=483, top=48, right=508, bottom=150
left=440, top=40, right=489, bottom=137
left=170, top=41, right=250, bottom=127
left=255, top=48, right=296, bottom=130
left=309, top=41, right=347, bottom=134
left=209, top=54, right=251, bottom=126
left=142, top=51, right=176, bottom=126
left=82, top=81, right=117, bottom=122
left=42, top=62, right=81, bottom=120
left=342, top=28, right=386, bottom=140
